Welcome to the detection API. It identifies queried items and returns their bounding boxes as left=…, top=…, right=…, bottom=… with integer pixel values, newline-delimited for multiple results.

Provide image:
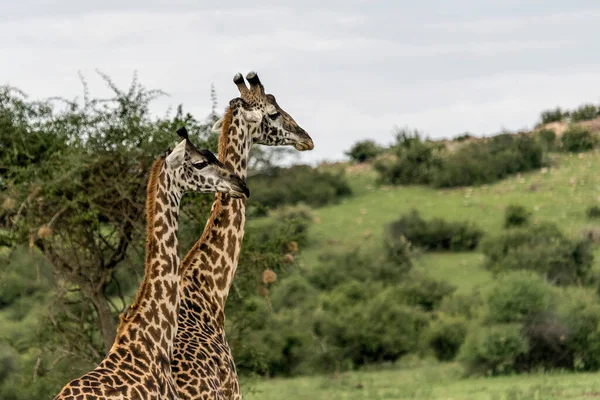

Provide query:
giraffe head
left=165, top=128, right=250, bottom=198
left=213, top=71, right=314, bottom=151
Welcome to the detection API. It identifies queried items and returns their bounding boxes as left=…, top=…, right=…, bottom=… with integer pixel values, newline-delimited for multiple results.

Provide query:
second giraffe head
left=166, top=127, right=250, bottom=198
left=213, top=71, right=314, bottom=151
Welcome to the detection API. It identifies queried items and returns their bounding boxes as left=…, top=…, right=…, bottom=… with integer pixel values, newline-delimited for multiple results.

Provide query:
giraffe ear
left=212, top=118, right=224, bottom=133
left=165, top=139, right=187, bottom=168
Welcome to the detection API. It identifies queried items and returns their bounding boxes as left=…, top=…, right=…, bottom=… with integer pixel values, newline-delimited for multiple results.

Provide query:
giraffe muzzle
left=295, top=138, right=314, bottom=151
left=231, top=178, right=250, bottom=199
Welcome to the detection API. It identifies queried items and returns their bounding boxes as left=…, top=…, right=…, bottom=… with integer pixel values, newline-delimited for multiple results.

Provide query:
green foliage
left=0, top=344, right=17, bottom=385
left=0, top=250, right=50, bottom=309
left=481, top=222, right=594, bottom=285
left=426, top=314, right=468, bottom=361
left=486, top=271, right=552, bottom=324
left=374, top=129, right=443, bottom=185
left=387, top=210, right=483, bottom=252
left=570, top=104, right=599, bottom=122
left=439, top=291, right=485, bottom=320
left=396, top=270, right=456, bottom=312
left=453, top=133, right=475, bottom=142
left=345, top=139, right=382, bottom=163
left=561, top=125, right=596, bottom=152
left=536, top=128, right=557, bottom=151
left=314, top=282, right=430, bottom=366
left=375, top=131, right=544, bottom=189
left=504, top=204, right=531, bottom=228
left=539, top=107, right=569, bottom=125
left=554, top=288, right=600, bottom=370
left=432, top=134, right=544, bottom=188
left=309, top=248, right=410, bottom=292
left=247, top=165, right=352, bottom=217
left=586, top=205, right=600, bottom=219
left=460, top=324, right=529, bottom=376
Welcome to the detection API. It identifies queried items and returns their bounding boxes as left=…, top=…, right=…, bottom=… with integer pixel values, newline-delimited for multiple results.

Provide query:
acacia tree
left=1, top=73, right=218, bottom=355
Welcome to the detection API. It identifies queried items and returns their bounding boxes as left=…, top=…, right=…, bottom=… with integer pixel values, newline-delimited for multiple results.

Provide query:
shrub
left=397, top=270, right=456, bottom=312
left=426, top=314, right=468, bottom=361
left=387, top=210, right=483, bottom=252
left=504, top=204, right=531, bottom=228
left=539, top=107, right=568, bottom=125
left=374, top=129, right=443, bottom=185
left=432, top=134, right=544, bottom=188
left=309, top=248, right=411, bottom=292
left=460, top=324, right=529, bottom=376
left=587, top=205, right=600, bottom=219
left=345, top=139, right=382, bottom=163
left=314, top=282, right=429, bottom=366
left=554, top=287, right=600, bottom=370
left=561, top=125, right=596, bottom=152
left=486, top=271, right=552, bottom=324
left=453, top=133, right=474, bottom=142
left=536, top=128, right=557, bottom=151
left=247, top=165, right=352, bottom=217
left=375, top=131, right=544, bottom=189
left=481, top=222, right=594, bottom=285
left=383, top=233, right=413, bottom=266
left=269, top=273, right=318, bottom=311
left=570, top=103, right=599, bottom=123
left=439, top=291, right=485, bottom=320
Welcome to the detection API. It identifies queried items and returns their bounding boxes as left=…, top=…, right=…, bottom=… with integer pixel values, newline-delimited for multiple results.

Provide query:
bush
left=396, top=270, right=456, bottom=312
left=314, top=282, right=429, bottom=366
left=453, top=133, right=474, bottom=142
left=374, top=130, right=443, bottom=185
left=270, top=273, right=318, bottom=311
left=539, top=107, right=569, bottom=125
left=504, top=204, right=531, bottom=228
left=570, top=104, right=599, bottom=123
left=486, top=271, right=552, bottom=324
left=481, top=222, right=594, bottom=285
left=561, top=125, right=596, bottom=152
left=439, top=291, right=485, bottom=320
left=587, top=205, right=600, bottom=219
left=387, top=210, right=483, bottom=252
left=554, top=287, right=600, bottom=370
left=309, top=248, right=411, bottom=292
left=345, top=140, right=382, bottom=163
left=536, top=128, right=557, bottom=151
left=375, top=131, right=544, bottom=189
left=426, top=314, right=468, bottom=361
left=460, top=324, right=529, bottom=375
left=247, top=165, right=352, bottom=217
left=432, top=134, right=544, bottom=188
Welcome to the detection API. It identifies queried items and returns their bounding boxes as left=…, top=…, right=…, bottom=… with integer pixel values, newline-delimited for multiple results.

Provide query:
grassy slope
left=301, top=151, right=600, bottom=293
left=245, top=151, right=600, bottom=399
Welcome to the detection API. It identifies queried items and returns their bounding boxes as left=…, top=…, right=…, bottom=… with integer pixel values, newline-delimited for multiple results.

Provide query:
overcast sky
left=3, top=1, right=600, bottom=164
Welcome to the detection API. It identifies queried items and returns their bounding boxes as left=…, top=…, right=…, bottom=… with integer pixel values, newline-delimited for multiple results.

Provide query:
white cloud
left=1, top=2, right=600, bottom=165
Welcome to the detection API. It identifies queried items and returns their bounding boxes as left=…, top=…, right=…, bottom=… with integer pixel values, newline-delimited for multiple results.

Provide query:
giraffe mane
left=218, top=106, right=233, bottom=162
left=118, top=156, right=165, bottom=326
left=180, top=106, right=235, bottom=275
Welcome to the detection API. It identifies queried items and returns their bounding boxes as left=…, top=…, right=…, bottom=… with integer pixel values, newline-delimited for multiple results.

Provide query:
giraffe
left=53, top=130, right=250, bottom=400
left=172, top=72, right=313, bottom=399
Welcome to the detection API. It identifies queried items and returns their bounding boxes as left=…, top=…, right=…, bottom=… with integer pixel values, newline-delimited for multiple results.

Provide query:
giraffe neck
left=111, top=159, right=182, bottom=359
left=180, top=105, right=252, bottom=322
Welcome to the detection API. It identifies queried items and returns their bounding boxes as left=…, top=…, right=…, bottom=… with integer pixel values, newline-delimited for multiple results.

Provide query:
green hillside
left=298, top=151, right=600, bottom=293
left=240, top=150, right=600, bottom=399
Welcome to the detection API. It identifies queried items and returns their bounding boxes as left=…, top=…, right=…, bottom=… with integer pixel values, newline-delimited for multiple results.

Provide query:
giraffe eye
left=268, top=112, right=280, bottom=120
left=192, top=162, right=208, bottom=169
